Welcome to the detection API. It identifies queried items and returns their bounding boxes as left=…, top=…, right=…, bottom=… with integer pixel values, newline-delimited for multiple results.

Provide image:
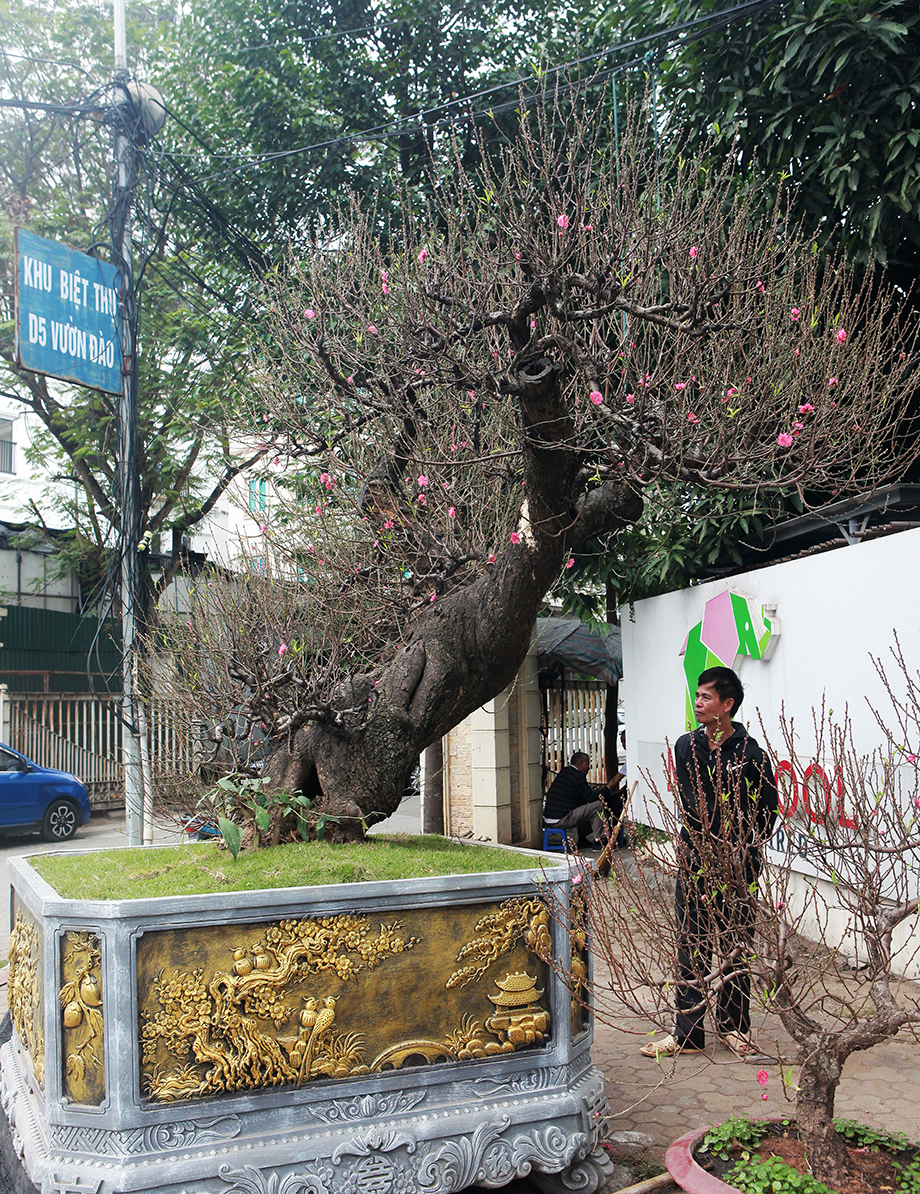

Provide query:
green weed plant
left=704, top=1118, right=919, bottom=1194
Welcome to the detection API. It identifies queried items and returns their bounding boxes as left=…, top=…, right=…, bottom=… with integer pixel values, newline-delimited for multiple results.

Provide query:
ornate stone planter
left=1, top=848, right=612, bottom=1194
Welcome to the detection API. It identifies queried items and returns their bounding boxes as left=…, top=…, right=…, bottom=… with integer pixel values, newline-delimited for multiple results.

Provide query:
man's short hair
left=698, top=666, right=744, bottom=714
left=570, top=751, right=590, bottom=767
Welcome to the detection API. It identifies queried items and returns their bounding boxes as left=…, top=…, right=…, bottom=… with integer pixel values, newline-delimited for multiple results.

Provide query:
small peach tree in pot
left=578, top=643, right=920, bottom=1189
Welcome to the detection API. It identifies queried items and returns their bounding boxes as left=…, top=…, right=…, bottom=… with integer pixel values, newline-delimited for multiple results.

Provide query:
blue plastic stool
left=542, top=825, right=569, bottom=853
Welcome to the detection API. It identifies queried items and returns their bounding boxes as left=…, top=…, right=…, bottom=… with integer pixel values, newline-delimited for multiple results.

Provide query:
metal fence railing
left=6, top=693, right=193, bottom=807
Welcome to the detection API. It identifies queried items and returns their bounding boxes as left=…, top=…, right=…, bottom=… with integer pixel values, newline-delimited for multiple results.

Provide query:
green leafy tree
left=0, top=0, right=270, bottom=615
left=601, top=0, right=920, bottom=282
left=156, top=0, right=595, bottom=243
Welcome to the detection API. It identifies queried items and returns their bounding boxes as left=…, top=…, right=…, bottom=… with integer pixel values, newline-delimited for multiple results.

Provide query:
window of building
left=0, top=419, right=15, bottom=474
left=248, top=477, right=267, bottom=513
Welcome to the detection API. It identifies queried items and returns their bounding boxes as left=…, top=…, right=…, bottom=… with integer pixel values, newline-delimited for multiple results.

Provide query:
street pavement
left=1, top=809, right=918, bottom=1192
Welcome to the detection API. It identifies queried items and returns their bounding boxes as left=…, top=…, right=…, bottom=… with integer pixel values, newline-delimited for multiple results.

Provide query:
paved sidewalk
left=591, top=986, right=920, bottom=1173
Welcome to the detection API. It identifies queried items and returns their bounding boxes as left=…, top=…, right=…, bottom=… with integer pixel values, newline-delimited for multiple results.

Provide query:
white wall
left=622, top=526, right=920, bottom=976
left=623, top=527, right=920, bottom=820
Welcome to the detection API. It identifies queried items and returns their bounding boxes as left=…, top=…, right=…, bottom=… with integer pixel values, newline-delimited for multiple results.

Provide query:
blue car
left=0, top=743, right=91, bottom=841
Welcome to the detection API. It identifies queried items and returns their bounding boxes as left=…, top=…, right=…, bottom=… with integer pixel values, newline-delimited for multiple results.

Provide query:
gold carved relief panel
left=9, top=903, right=45, bottom=1090
left=60, top=931, right=105, bottom=1105
left=137, top=896, right=552, bottom=1103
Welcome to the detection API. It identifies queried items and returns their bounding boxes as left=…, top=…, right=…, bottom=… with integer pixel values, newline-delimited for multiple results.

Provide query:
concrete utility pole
left=113, top=0, right=145, bottom=846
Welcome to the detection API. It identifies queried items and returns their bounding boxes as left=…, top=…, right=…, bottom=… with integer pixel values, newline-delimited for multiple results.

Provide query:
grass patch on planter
left=29, top=833, right=553, bottom=900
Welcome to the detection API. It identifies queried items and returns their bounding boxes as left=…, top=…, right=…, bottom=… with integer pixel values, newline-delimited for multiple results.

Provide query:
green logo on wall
left=680, top=590, right=779, bottom=730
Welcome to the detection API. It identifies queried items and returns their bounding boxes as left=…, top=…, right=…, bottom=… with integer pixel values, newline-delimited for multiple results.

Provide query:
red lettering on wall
left=775, top=759, right=854, bottom=829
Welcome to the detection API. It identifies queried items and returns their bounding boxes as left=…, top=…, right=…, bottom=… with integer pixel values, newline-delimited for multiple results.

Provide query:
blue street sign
left=14, top=229, right=123, bottom=395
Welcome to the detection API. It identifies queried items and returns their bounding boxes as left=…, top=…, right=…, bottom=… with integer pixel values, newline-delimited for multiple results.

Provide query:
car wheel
left=41, top=799, right=80, bottom=842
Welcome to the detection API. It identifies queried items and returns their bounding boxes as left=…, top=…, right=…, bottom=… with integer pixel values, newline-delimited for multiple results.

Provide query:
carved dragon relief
left=139, top=896, right=553, bottom=1104
left=8, top=906, right=44, bottom=1089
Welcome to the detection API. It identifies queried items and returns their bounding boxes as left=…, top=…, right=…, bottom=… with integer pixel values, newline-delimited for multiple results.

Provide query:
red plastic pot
left=665, top=1125, right=740, bottom=1194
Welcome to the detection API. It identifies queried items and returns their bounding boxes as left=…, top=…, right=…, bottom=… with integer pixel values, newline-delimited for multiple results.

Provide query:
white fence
left=6, top=693, right=193, bottom=806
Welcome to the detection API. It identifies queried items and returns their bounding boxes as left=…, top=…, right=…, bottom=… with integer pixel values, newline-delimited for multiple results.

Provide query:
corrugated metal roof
left=535, top=617, right=622, bottom=684
left=0, top=605, right=121, bottom=691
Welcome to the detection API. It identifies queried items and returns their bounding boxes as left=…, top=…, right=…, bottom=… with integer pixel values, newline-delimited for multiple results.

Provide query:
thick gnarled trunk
left=795, top=1046, right=851, bottom=1188
left=266, top=359, right=643, bottom=839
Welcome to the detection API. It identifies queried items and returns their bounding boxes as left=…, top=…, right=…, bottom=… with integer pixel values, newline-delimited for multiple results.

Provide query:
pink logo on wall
left=680, top=590, right=780, bottom=729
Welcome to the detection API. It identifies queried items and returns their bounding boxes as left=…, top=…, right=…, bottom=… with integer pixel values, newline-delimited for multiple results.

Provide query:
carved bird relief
left=297, top=995, right=337, bottom=1085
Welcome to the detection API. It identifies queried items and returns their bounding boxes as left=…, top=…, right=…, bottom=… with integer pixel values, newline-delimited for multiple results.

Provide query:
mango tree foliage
left=601, top=0, right=920, bottom=281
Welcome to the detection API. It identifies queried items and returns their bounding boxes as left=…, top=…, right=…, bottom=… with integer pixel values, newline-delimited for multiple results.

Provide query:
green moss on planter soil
left=30, top=834, right=554, bottom=901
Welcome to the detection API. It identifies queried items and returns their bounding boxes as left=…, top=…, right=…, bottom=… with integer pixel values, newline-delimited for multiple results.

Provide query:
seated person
left=543, top=751, right=610, bottom=846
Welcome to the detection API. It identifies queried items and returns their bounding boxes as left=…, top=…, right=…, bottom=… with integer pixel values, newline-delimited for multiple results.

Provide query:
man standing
left=543, top=752, right=609, bottom=846
left=640, top=666, right=778, bottom=1059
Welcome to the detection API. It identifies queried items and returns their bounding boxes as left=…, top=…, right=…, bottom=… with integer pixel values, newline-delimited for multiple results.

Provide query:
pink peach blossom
left=836, top=328, right=847, bottom=343
left=589, top=390, right=603, bottom=405
left=566, top=557, right=574, bottom=569
left=418, top=248, right=429, bottom=263
left=790, top=307, right=801, bottom=321
left=368, top=324, right=378, bottom=334
left=304, top=308, right=315, bottom=320
left=510, top=531, right=522, bottom=544
left=777, top=432, right=794, bottom=447
left=689, top=246, right=698, bottom=259
left=556, top=214, right=569, bottom=230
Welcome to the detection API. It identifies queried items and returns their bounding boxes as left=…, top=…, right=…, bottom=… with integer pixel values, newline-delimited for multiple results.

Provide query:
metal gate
left=541, top=680, right=607, bottom=785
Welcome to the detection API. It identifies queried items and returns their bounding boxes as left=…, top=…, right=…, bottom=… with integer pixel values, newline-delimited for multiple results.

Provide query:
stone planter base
left=1, top=850, right=613, bottom=1193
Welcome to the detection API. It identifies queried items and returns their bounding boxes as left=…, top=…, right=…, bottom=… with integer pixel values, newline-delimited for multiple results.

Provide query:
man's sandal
left=722, top=1031, right=758, bottom=1058
left=639, top=1034, right=702, bottom=1058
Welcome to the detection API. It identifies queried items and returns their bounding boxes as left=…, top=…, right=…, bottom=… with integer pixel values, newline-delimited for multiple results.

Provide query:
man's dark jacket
left=543, top=765, right=598, bottom=822
left=673, top=721, right=778, bottom=852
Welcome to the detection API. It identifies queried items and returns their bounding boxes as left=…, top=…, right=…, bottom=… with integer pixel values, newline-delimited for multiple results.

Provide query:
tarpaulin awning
left=535, top=617, right=622, bottom=685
